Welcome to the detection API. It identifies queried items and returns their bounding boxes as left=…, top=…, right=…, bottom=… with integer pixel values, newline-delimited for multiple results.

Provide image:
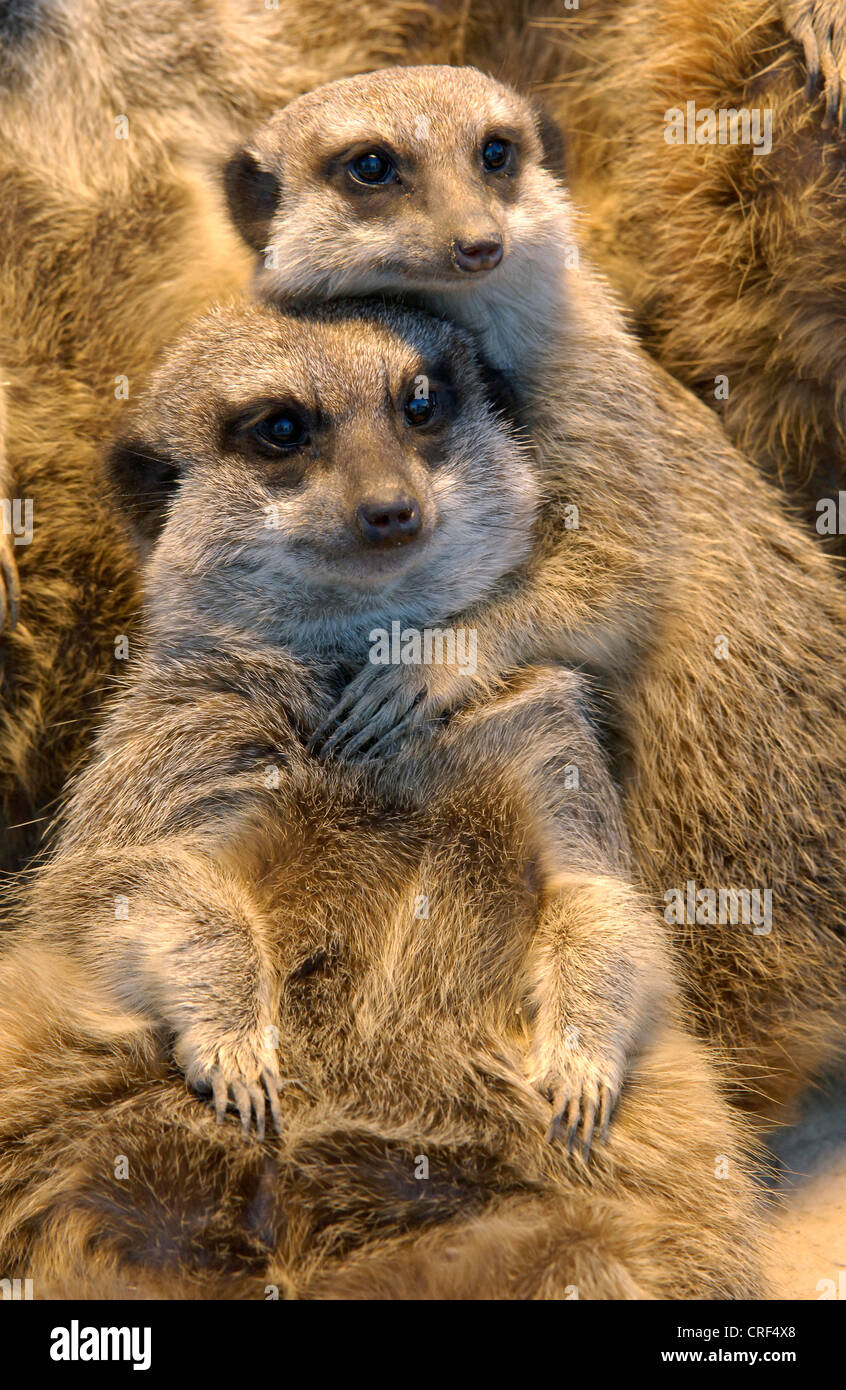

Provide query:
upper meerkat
left=226, top=65, right=846, bottom=1114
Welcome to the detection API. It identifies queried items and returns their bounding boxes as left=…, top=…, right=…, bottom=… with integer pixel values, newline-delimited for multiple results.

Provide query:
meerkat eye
left=347, top=150, right=396, bottom=185
left=404, top=391, right=439, bottom=428
left=481, top=138, right=513, bottom=172
left=252, top=407, right=309, bottom=452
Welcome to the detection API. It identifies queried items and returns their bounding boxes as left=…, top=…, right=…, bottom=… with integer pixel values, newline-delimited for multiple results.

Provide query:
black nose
left=356, top=496, right=421, bottom=547
left=453, top=237, right=503, bottom=272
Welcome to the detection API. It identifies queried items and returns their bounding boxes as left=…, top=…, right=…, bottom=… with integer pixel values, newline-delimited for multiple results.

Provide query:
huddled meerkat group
left=0, top=1, right=844, bottom=1301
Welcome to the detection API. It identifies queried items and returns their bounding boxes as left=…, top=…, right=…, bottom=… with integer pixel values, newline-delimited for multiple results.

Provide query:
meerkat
left=0, top=296, right=767, bottom=1300
left=226, top=64, right=846, bottom=1118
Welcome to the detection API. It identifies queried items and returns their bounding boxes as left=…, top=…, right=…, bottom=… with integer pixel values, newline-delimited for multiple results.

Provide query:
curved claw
left=317, top=681, right=423, bottom=763
left=313, top=685, right=395, bottom=760
left=580, top=1094, right=598, bottom=1161
left=263, top=1067, right=284, bottom=1137
left=326, top=703, right=397, bottom=761
left=597, top=1084, right=615, bottom=1146
left=206, top=1064, right=287, bottom=1139
left=211, top=1068, right=229, bottom=1126
left=545, top=1080, right=619, bottom=1162
left=563, top=1094, right=581, bottom=1152
left=357, top=698, right=431, bottom=764
left=787, top=3, right=846, bottom=131
left=248, top=1081, right=266, bottom=1141
left=794, top=13, right=821, bottom=93
left=820, top=33, right=842, bottom=124
left=309, top=669, right=378, bottom=754
left=230, top=1078, right=252, bottom=1133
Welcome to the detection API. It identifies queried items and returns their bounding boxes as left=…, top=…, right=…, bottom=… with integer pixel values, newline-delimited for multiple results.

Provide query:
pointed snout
left=356, top=495, right=421, bottom=548
left=452, top=235, right=503, bottom=273
left=335, top=419, right=427, bottom=556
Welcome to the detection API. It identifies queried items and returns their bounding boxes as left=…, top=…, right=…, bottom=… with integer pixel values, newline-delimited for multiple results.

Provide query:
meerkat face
left=224, top=66, right=566, bottom=302
left=108, top=298, right=537, bottom=647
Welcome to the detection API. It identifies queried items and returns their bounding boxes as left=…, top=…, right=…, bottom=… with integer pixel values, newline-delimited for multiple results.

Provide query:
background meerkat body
left=0, top=975, right=767, bottom=1299
left=0, top=160, right=252, bottom=875
left=238, top=65, right=846, bottom=1117
left=451, top=0, right=846, bottom=550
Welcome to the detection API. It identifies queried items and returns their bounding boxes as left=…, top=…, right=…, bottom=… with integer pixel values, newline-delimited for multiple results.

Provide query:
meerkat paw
left=0, top=532, right=20, bottom=634
left=205, top=1060, right=285, bottom=1140
left=526, top=1044, right=623, bottom=1161
left=782, top=0, right=846, bottom=129
left=178, top=1030, right=287, bottom=1140
left=310, top=659, right=464, bottom=763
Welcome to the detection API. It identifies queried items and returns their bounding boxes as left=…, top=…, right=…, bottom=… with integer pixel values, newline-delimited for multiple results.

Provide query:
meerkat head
left=223, top=65, right=567, bottom=304
left=108, top=296, right=537, bottom=656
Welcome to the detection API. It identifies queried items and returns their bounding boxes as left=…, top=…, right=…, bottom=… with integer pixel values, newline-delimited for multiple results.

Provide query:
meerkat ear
left=475, top=356, right=525, bottom=428
left=532, top=102, right=568, bottom=181
left=107, top=436, right=182, bottom=547
left=223, top=149, right=281, bottom=253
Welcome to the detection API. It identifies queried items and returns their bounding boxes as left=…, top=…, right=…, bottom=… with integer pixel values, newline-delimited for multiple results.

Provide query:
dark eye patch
left=404, top=390, right=439, bottom=427
left=328, top=141, right=404, bottom=196
left=223, top=399, right=315, bottom=476
left=401, top=358, right=457, bottom=434
left=475, top=356, right=524, bottom=428
left=531, top=102, right=568, bottom=180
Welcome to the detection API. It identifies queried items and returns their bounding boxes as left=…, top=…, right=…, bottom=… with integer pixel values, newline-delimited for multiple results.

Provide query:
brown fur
left=233, top=65, right=846, bottom=1117
left=2, top=0, right=844, bottom=891
left=0, top=378, right=21, bottom=636
left=451, top=0, right=846, bottom=549
left=0, top=298, right=767, bottom=1299
left=0, top=985, right=768, bottom=1299
left=0, top=0, right=462, bottom=875
left=0, top=161, right=255, bottom=873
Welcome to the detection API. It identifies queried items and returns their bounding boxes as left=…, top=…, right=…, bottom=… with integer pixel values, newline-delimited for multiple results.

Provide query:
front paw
left=526, top=1037, right=622, bottom=1161
left=177, top=1026, right=286, bottom=1140
left=310, top=659, right=456, bottom=763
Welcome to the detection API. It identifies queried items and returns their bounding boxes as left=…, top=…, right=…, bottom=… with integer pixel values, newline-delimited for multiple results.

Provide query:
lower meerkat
left=227, top=64, right=846, bottom=1117
left=0, top=298, right=766, bottom=1299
